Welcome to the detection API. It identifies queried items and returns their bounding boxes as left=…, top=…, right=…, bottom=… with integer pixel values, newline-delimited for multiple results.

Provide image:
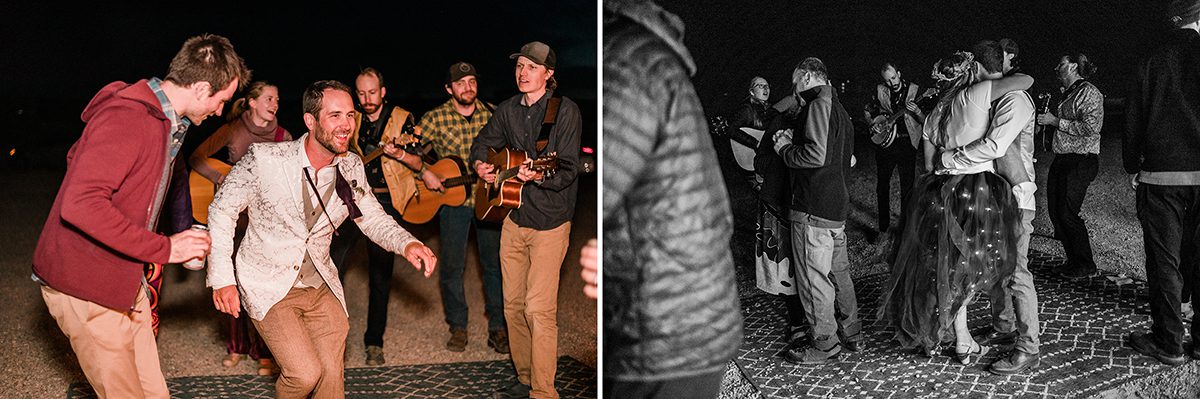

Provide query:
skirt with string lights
left=878, top=171, right=1019, bottom=351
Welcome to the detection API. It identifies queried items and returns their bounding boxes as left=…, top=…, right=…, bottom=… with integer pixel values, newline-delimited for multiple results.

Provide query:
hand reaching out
left=403, top=242, right=438, bottom=278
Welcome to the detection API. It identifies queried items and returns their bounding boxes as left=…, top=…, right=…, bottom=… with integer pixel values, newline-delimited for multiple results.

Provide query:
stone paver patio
left=733, top=250, right=1194, bottom=398
left=67, top=356, right=596, bottom=398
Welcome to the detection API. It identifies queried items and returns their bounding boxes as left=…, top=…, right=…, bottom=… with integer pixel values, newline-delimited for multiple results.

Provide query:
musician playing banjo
left=866, top=62, right=927, bottom=242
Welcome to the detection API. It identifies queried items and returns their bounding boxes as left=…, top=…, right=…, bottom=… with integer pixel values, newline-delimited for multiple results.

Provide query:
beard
left=452, top=90, right=477, bottom=106
left=313, top=123, right=349, bottom=155
left=360, top=102, right=380, bottom=115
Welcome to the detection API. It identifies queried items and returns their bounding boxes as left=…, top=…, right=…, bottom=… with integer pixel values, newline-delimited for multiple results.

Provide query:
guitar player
left=469, top=41, right=581, bottom=399
left=409, top=62, right=509, bottom=355
left=328, top=67, right=423, bottom=366
left=866, top=62, right=925, bottom=242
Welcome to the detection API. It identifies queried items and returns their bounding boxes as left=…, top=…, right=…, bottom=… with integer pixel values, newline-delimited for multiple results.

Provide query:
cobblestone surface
left=734, top=250, right=1194, bottom=398
left=67, top=356, right=596, bottom=398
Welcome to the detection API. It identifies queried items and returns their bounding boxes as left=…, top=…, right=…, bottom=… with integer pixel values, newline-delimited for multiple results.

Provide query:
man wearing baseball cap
left=1123, top=0, right=1200, bottom=365
left=413, top=62, right=508, bottom=354
left=471, top=41, right=582, bottom=399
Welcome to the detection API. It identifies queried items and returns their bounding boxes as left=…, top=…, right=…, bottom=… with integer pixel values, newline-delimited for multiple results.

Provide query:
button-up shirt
left=295, top=155, right=340, bottom=289
left=357, top=109, right=388, bottom=189
left=419, top=98, right=494, bottom=208
left=1052, top=80, right=1103, bottom=155
left=469, top=90, right=582, bottom=230
left=146, top=77, right=191, bottom=240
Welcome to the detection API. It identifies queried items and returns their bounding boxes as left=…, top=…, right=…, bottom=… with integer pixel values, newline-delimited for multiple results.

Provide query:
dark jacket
left=732, top=98, right=770, bottom=130
left=756, top=111, right=794, bottom=212
left=778, top=85, right=855, bottom=223
left=33, top=80, right=175, bottom=311
left=1125, top=28, right=1200, bottom=182
left=602, top=0, right=743, bottom=381
left=726, top=98, right=771, bottom=153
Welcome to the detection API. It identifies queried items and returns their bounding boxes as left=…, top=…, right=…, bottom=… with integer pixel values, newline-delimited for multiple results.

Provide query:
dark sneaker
left=491, top=382, right=532, bottom=399
left=975, top=330, right=1018, bottom=347
left=782, top=344, right=841, bottom=365
left=989, top=350, right=1040, bottom=375
left=787, top=326, right=811, bottom=350
left=1127, top=332, right=1186, bottom=366
left=488, top=329, right=510, bottom=354
left=788, top=334, right=812, bottom=350
left=365, top=345, right=385, bottom=366
left=844, top=340, right=863, bottom=352
left=1060, top=266, right=1098, bottom=280
left=446, top=329, right=468, bottom=352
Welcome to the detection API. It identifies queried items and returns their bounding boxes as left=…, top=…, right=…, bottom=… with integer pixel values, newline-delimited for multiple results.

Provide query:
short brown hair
left=303, top=80, right=352, bottom=118
left=165, top=34, right=251, bottom=95
left=358, top=67, right=385, bottom=88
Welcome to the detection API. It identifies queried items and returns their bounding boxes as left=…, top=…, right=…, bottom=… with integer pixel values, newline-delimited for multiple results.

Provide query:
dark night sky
left=0, top=2, right=597, bottom=151
left=656, top=0, right=1172, bottom=116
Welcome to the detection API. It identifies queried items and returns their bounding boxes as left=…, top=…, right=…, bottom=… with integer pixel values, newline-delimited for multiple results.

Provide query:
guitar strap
left=402, top=114, right=438, bottom=164
left=535, top=93, right=563, bottom=154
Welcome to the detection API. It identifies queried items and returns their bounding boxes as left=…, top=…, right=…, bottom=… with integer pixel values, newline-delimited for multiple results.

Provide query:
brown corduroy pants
left=251, top=285, right=349, bottom=399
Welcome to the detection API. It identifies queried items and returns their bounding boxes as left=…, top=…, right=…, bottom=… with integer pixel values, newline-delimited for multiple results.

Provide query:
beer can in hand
left=183, top=224, right=209, bottom=271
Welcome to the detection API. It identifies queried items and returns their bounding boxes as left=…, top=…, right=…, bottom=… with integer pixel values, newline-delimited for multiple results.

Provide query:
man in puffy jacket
left=602, top=1, right=743, bottom=397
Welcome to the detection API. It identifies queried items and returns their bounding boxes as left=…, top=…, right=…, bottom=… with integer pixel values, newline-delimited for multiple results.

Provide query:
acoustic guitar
left=731, top=127, right=765, bottom=172
left=187, top=133, right=420, bottom=224
left=188, top=158, right=233, bottom=224
left=474, top=148, right=559, bottom=223
left=361, top=132, right=424, bottom=165
left=401, top=156, right=474, bottom=224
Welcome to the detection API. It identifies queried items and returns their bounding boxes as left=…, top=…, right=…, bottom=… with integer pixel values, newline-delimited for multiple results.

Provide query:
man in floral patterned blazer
left=206, top=80, right=437, bottom=399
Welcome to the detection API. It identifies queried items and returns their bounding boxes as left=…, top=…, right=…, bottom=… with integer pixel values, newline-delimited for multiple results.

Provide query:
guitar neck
left=362, top=147, right=387, bottom=164
left=496, top=166, right=522, bottom=184
left=442, top=174, right=475, bottom=188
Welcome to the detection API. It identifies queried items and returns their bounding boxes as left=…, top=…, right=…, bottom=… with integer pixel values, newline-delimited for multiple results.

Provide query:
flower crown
left=931, top=51, right=975, bottom=83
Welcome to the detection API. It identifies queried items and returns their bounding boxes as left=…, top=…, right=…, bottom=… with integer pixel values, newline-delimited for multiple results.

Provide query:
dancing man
left=208, top=80, right=437, bottom=398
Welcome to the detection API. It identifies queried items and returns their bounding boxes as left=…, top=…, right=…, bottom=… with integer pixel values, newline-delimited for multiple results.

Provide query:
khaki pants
left=251, top=285, right=349, bottom=399
left=789, top=212, right=861, bottom=350
left=989, top=209, right=1040, bottom=354
left=41, top=286, right=168, bottom=399
left=501, top=217, right=572, bottom=399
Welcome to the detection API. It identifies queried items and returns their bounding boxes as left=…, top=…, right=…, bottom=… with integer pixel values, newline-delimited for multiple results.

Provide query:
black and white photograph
left=602, top=0, right=1200, bottom=398
left=4, top=0, right=1200, bottom=398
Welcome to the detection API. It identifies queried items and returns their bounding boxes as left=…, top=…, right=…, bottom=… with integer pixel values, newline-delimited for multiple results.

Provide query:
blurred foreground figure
left=602, top=1, right=743, bottom=398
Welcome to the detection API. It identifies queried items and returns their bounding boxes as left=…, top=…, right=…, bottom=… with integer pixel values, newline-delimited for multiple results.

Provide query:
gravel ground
left=0, top=170, right=597, bottom=398
left=710, top=115, right=1200, bottom=398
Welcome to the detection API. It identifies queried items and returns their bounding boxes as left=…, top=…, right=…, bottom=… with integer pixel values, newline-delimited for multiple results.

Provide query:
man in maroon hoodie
left=31, top=34, right=249, bottom=398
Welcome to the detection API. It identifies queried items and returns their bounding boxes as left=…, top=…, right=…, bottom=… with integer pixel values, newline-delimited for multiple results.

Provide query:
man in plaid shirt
left=414, top=62, right=508, bottom=354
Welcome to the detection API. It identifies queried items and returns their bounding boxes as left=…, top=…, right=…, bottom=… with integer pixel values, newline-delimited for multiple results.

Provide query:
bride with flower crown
left=879, top=51, right=1033, bottom=364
